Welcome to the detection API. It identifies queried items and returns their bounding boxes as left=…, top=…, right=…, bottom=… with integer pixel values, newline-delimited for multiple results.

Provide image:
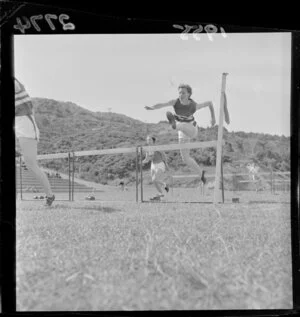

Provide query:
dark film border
left=0, top=2, right=299, bottom=315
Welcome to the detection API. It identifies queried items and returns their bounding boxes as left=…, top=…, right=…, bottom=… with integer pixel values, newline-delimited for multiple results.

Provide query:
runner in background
left=142, top=135, right=170, bottom=200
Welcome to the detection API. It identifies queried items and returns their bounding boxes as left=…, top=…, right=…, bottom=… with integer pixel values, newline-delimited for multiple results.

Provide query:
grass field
left=16, top=189, right=292, bottom=311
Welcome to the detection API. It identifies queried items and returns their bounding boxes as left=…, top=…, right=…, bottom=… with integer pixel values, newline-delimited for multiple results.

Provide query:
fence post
left=19, top=156, right=23, bottom=200
left=68, top=152, right=71, bottom=201
left=271, top=169, right=274, bottom=194
left=140, top=146, right=143, bottom=202
left=72, top=152, right=75, bottom=201
left=136, top=147, right=139, bottom=203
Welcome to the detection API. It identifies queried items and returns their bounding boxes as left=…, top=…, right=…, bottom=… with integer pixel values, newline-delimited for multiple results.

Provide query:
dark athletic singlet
left=173, top=98, right=197, bottom=122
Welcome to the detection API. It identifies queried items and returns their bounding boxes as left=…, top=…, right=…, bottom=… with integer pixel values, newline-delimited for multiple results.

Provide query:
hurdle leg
left=136, top=147, right=139, bottom=203
left=68, top=152, right=71, bottom=201
left=140, top=147, right=144, bottom=202
left=214, top=72, right=228, bottom=204
left=221, top=158, right=224, bottom=203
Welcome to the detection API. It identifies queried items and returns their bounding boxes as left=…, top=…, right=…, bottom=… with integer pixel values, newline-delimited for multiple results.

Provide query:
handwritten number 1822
left=14, top=14, right=75, bottom=33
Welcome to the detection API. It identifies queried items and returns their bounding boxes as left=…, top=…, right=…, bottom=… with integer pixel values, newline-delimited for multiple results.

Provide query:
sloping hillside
left=16, top=97, right=290, bottom=187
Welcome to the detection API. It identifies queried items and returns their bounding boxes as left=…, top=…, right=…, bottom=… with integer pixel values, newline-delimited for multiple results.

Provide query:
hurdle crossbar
left=37, top=146, right=138, bottom=160
left=142, top=140, right=219, bottom=153
left=72, top=147, right=138, bottom=157
left=37, top=152, right=70, bottom=160
left=37, top=141, right=224, bottom=161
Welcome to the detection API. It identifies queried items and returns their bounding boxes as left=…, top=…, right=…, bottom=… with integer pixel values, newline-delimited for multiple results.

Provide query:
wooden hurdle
left=36, top=142, right=225, bottom=203
left=31, top=139, right=289, bottom=203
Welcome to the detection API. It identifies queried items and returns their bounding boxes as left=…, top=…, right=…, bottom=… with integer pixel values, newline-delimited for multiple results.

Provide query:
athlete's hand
left=144, top=106, right=154, bottom=110
left=211, top=118, right=216, bottom=127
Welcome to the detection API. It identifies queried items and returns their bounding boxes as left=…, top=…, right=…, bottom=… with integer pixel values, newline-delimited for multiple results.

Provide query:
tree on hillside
left=235, top=138, right=244, bottom=153
left=224, top=141, right=234, bottom=153
left=255, top=147, right=285, bottom=171
left=243, top=138, right=259, bottom=155
left=255, top=139, right=268, bottom=152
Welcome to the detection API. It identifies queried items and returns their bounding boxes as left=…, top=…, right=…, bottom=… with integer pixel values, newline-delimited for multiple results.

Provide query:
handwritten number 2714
left=13, top=14, right=75, bottom=33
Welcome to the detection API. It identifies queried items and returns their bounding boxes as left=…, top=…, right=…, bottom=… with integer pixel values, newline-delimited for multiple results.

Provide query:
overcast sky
left=14, top=33, right=291, bottom=136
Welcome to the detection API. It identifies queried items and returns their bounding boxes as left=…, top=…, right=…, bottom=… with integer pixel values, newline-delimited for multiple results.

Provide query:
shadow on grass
left=248, top=201, right=290, bottom=204
left=49, top=203, right=121, bottom=213
left=73, top=205, right=121, bottom=213
left=142, top=201, right=214, bottom=204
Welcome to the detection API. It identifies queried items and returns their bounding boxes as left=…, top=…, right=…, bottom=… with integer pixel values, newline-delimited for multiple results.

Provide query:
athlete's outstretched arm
left=195, top=101, right=216, bottom=126
left=142, top=151, right=153, bottom=164
left=162, top=152, right=169, bottom=170
left=145, top=99, right=176, bottom=110
left=142, top=152, right=150, bottom=164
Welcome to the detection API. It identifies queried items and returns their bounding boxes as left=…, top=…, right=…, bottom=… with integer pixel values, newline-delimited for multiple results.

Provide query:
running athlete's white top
left=14, top=78, right=39, bottom=140
left=15, top=78, right=33, bottom=116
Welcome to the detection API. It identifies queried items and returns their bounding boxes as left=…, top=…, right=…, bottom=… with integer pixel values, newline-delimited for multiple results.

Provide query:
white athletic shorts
left=15, top=115, right=40, bottom=140
left=151, top=162, right=166, bottom=174
left=177, top=121, right=198, bottom=140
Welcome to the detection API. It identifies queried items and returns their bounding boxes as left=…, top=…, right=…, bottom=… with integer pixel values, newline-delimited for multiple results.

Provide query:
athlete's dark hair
left=178, top=83, right=192, bottom=96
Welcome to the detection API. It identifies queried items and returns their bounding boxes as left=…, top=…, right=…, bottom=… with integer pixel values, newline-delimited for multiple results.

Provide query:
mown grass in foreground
left=16, top=199, right=292, bottom=311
